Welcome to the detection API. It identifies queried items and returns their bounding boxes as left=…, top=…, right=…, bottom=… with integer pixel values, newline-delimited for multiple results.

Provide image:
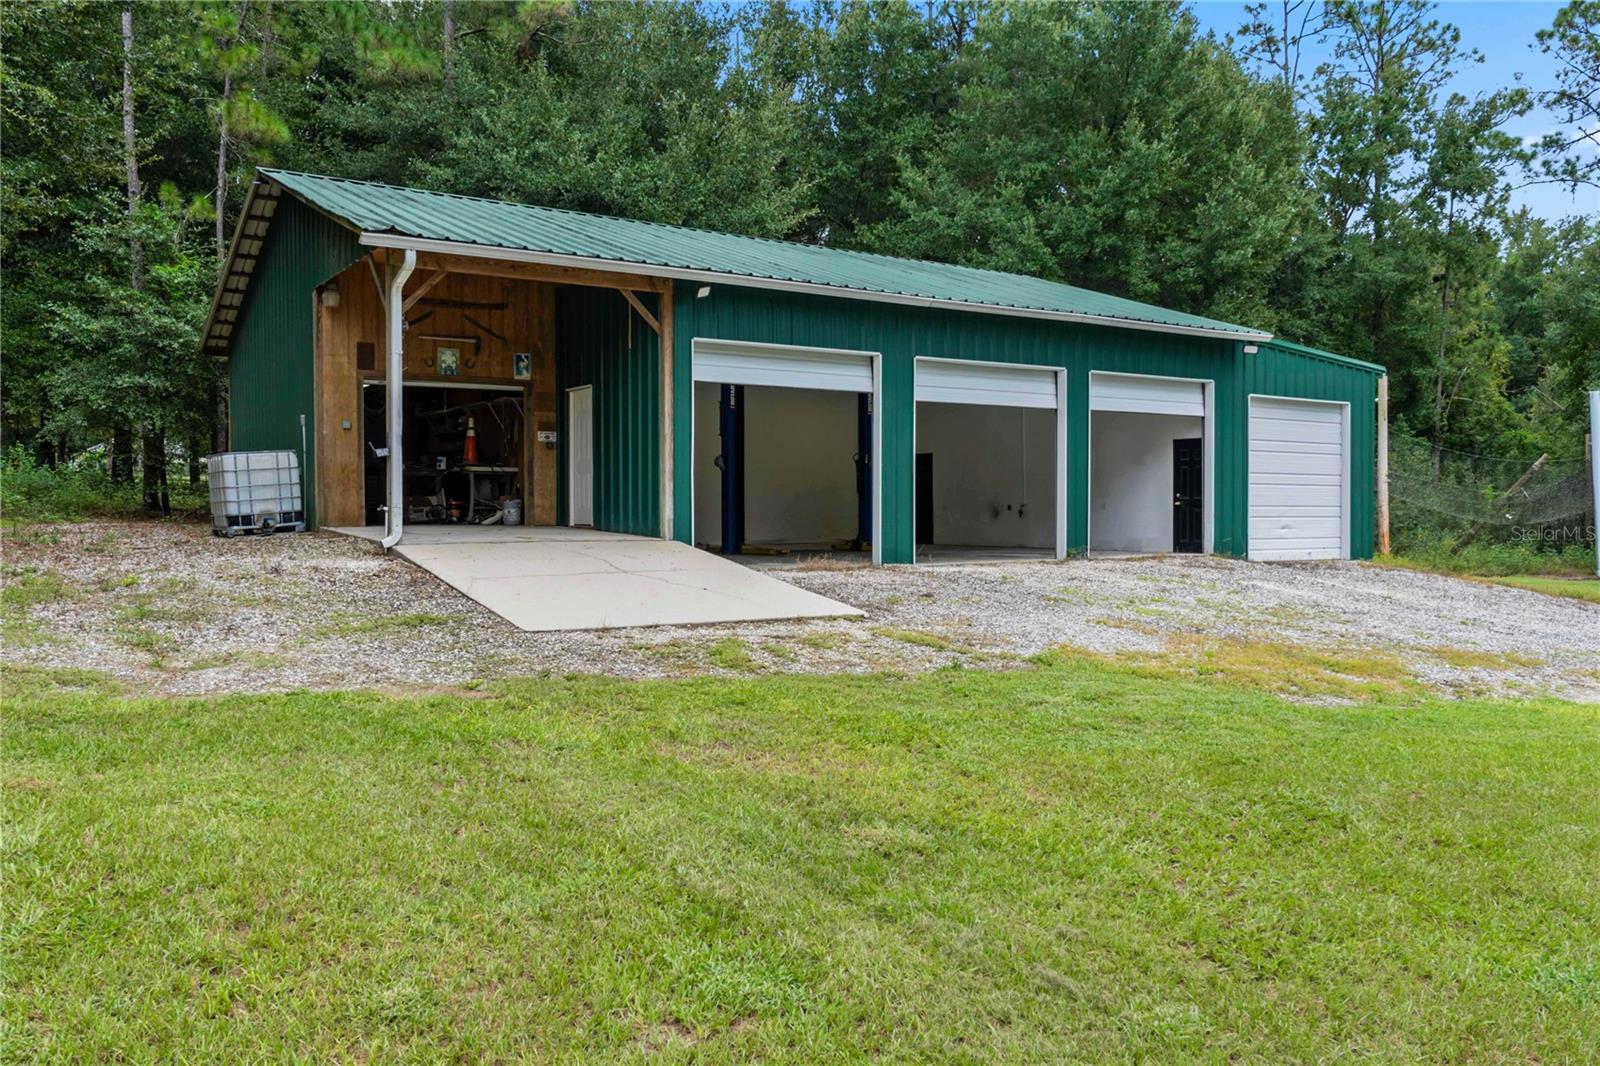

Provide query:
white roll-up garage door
left=693, top=340, right=873, bottom=392
left=915, top=359, right=1058, bottom=409
left=1089, top=373, right=1205, bottom=416
left=1249, top=396, right=1348, bottom=561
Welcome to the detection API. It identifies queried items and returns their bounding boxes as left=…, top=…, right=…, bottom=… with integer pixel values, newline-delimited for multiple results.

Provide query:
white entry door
left=1248, top=396, right=1348, bottom=561
left=567, top=385, right=594, bottom=526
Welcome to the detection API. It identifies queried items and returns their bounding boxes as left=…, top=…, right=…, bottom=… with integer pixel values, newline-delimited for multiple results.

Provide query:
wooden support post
left=659, top=285, right=674, bottom=540
left=312, top=292, right=326, bottom=527
left=1376, top=374, right=1390, bottom=555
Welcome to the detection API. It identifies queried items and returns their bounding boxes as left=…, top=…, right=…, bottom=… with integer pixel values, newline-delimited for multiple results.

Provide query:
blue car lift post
left=718, top=384, right=745, bottom=555
left=845, top=393, right=872, bottom=552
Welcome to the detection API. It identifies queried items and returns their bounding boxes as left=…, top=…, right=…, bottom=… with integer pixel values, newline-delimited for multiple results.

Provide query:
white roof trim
left=358, top=232, right=1274, bottom=343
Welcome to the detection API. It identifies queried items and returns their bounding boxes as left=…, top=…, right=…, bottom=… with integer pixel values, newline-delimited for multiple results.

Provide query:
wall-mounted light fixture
left=1242, top=343, right=1259, bottom=354
left=696, top=285, right=712, bottom=299
left=319, top=282, right=340, bottom=308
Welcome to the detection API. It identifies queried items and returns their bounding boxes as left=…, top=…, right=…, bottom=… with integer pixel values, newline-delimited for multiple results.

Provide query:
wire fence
left=1388, top=430, right=1596, bottom=553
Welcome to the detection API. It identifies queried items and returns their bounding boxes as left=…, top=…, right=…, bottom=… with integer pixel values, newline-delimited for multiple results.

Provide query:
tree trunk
left=111, top=425, right=135, bottom=484
left=215, top=67, right=231, bottom=260
left=215, top=2, right=249, bottom=260
left=123, top=5, right=157, bottom=509
left=121, top=5, right=143, bottom=291
left=1431, top=268, right=1451, bottom=480
left=1430, top=220, right=1463, bottom=484
left=1281, top=0, right=1291, bottom=86
left=141, top=426, right=168, bottom=515
left=260, top=0, right=274, bottom=74
left=443, top=0, right=457, bottom=93
left=187, top=434, right=202, bottom=486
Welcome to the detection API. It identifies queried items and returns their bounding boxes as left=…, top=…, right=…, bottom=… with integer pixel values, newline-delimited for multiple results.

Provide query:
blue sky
left=1187, top=1, right=1598, bottom=220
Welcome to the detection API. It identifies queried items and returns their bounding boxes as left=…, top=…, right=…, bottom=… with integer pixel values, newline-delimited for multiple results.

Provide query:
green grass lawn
left=5, top=656, right=1599, bottom=1061
left=1482, top=573, right=1600, bottom=603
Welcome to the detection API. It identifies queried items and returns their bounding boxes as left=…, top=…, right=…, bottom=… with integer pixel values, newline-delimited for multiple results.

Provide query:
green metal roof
left=212, top=168, right=1272, bottom=346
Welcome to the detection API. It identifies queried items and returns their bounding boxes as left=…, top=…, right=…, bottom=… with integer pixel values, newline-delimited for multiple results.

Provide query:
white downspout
left=381, top=248, right=417, bottom=549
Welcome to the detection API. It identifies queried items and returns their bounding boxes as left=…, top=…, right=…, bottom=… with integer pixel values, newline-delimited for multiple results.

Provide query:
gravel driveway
left=3, top=520, right=1596, bottom=700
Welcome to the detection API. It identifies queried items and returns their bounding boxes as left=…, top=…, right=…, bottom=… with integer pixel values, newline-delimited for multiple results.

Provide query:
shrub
left=1387, top=530, right=1596, bottom=577
left=0, top=446, right=207, bottom=521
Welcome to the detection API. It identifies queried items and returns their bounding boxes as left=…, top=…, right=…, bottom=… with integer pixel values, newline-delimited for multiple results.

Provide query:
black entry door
left=1172, top=438, right=1203, bottom=553
left=915, top=452, right=934, bottom=545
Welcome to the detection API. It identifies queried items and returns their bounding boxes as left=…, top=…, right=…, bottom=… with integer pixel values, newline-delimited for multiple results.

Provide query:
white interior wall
left=692, top=382, right=858, bottom=548
left=1090, top=411, right=1204, bottom=552
left=916, top=403, right=1055, bottom=548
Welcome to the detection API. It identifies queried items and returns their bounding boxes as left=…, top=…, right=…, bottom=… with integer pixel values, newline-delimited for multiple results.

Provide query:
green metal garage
left=204, top=169, right=1384, bottom=565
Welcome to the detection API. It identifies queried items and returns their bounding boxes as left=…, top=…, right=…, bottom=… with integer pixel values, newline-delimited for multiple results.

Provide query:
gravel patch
left=785, top=555, right=1600, bottom=700
left=3, top=521, right=1596, bottom=700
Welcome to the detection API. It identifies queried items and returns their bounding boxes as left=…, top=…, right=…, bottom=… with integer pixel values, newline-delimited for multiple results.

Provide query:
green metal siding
left=555, top=286, right=661, bottom=536
left=1244, top=342, right=1383, bottom=559
left=670, top=284, right=1247, bottom=563
left=227, top=198, right=364, bottom=525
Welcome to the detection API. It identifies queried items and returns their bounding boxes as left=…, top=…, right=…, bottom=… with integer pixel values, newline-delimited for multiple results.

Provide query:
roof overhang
left=358, top=232, right=1274, bottom=344
left=202, top=176, right=286, bottom=356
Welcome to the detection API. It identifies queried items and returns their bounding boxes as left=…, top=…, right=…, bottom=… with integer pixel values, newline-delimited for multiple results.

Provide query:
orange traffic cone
left=463, top=416, right=478, bottom=464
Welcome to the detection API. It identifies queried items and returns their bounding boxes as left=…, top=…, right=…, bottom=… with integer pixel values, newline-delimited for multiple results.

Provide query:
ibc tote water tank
left=206, top=451, right=306, bottom=537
